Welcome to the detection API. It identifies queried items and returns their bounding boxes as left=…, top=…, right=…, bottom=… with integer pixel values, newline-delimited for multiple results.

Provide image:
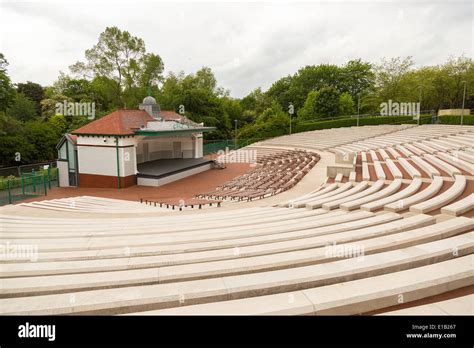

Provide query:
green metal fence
left=0, top=163, right=58, bottom=206
left=203, top=138, right=265, bottom=155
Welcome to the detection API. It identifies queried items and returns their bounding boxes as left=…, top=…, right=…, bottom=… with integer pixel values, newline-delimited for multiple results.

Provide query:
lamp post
left=289, top=103, right=294, bottom=135
left=234, top=119, right=238, bottom=149
left=357, top=94, right=361, bottom=127
left=418, top=85, right=422, bottom=125
left=461, top=81, right=467, bottom=126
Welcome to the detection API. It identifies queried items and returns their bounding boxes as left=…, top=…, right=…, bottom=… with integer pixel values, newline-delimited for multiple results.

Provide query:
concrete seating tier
left=340, top=179, right=402, bottom=211
left=196, top=150, right=320, bottom=201
left=381, top=294, right=474, bottom=315
left=1, top=124, right=472, bottom=315
left=440, top=193, right=474, bottom=216
left=410, top=175, right=467, bottom=214
left=0, top=232, right=471, bottom=314
left=133, top=256, right=473, bottom=315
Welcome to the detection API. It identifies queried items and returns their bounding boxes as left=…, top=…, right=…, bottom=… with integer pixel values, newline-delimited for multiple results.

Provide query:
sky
left=0, top=0, right=472, bottom=98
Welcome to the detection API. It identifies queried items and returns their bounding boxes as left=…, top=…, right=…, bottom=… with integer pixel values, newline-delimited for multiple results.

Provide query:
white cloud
left=0, top=0, right=472, bottom=97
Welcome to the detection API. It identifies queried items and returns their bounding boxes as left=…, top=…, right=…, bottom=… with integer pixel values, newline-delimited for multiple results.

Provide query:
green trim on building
left=134, top=127, right=215, bottom=137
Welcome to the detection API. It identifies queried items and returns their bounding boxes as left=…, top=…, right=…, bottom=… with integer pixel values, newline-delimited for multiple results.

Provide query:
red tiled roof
left=72, top=110, right=154, bottom=135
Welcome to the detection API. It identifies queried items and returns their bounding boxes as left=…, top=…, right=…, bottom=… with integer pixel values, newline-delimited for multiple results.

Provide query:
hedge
left=294, top=115, right=436, bottom=133
left=437, top=115, right=474, bottom=125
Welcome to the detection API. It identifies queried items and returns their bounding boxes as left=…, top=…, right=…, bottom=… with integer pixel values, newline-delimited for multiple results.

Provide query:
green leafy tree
left=70, top=27, right=164, bottom=106
left=16, top=81, right=44, bottom=113
left=339, top=92, right=355, bottom=115
left=7, top=93, right=38, bottom=121
left=297, top=91, right=318, bottom=121
left=0, top=53, right=16, bottom=112
left=313, top=87, right=340, bottom=118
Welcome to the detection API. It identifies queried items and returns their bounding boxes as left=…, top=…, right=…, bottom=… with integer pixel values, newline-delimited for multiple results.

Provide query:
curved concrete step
left=397, top=157, right=421, bottom=178
left=293, top=183, right=352, bottom=208
left=6, top=214, right=461, bottom=295
left=305, top=182, right=369, bottom=209
left=280, top=184, right=339, bottom=208
left=4, top=214, right=429, bottom=279
left=361, top=178, right=423, bottom=212
left=436, top=152, right=474, bottom=175
left=1, top=233, right=471, bottom=315
left=385, top=158, right=403, bottom=179
left=381, top=294, right=474, bottom=315
left=1, top=211, right=373, bottom=251
left=4, top=213, right=406, bottom=263
left=423, top=154, right=462, bottom=177
left=384, top=176, right=444, bottom=212
left=410, top=156, right=441, bottom=178
left=373, top=161, right=386, bottom=180
left=410, top=175, right=467, bottom=214
left=322, top=180, right=385, bottom=210
left=340, top=179, right=403, bottom=211
left=440, top=194, right=474, bottom=216
left=133, top=256, right=474, bottom=315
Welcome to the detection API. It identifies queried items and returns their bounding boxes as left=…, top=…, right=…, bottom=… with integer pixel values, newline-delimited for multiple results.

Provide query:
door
left=143, top=142, right=149, bottom=162
left=173, top=142, right=182, bottom=158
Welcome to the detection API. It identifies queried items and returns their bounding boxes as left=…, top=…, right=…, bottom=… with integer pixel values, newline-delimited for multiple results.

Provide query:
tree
left=339, top=92, right=355, bottom=115
left=70, top=27, right=164, bottom=105
left=297, top=91, right=318, bottom=121
left=313, top=87, right=340, bottom=118
left=340, top=59, right=374, bottom=98
left=16, top=81, right=44, bottom=113
left=7, top=93, right=38, bottom=121
left=0, top=53, right=16, bottom=112
left=48, top=114, right=68, bottom=137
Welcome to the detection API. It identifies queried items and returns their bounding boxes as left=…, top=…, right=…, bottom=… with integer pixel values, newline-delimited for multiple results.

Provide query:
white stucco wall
left=57, top=160, right=69, bottom=187
left=76, top=136, right=138, bottom=177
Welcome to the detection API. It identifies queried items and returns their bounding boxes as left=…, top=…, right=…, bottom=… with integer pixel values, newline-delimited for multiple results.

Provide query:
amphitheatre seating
left=1, top=231, right=471, bottom=314
left=2, top=211, right=423, bottom=265
left=436, top=152, right=474, bottom=175
left=340, top=179, right=402, bottom=211
left=197, top=150, right=320, bottom=201
left=404, top=144, right=425, bottom=156
left=423, top=154, right=462, bottom=177
left=410, top=156, right=441, bottom=177
left=334, top=173, right=343, bottom=183
left=397, top=157, right=421, bottom=178
left=450, top=150, right=474, bottom=164
left=385, top=158, right=403, bottom=179
left=280, top=184, right=338, bottom=207
left=134, top=256, right=473, bottom=315
left=322, top=180, right=385, bottom=210
left=382, top=294, right=474, bottom=315
left=362, top=162, right=370, bottom=181
left=395, top=145, right=414, bottom=157
left=373, top=160, right=386, bottom=180
left=440, top=194, right=474, bottom=216
left=349, top=171, right=356, bottom=182
left=0, top=124, right=473, bottom=316
left=292, top=183, right=353, bottom=208
left=19, top=196, right=164, bottom=213
left=410, top=175, right=467, bottom=214
left=384, top=176, right=444, bottom=212
left=361, top=178, right=423, bottom=212
left=305, top=182, right=369, bottom=209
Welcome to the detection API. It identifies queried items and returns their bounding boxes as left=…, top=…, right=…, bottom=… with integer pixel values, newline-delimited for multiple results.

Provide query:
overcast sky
left=0, top=0, right=472, bottom=97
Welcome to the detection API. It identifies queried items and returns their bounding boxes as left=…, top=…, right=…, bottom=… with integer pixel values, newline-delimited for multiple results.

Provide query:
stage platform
left=137, top=158, right=214, bottom=187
